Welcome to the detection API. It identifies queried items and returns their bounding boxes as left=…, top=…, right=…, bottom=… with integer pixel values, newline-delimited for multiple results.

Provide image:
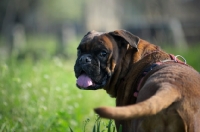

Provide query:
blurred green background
left=0, top=0, right=200, bottom=131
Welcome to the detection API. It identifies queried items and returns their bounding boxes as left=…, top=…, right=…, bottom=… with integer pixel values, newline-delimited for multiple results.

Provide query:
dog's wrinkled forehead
left=80, top=30, right=103, bottom=44
left=78, top=30, right=113, bottom=53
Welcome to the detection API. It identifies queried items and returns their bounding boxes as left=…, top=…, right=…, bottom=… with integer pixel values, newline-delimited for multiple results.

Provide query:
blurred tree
left=1, top=0, right=200, bottom=59
left=36, top=0, right=85, bottom=56
left=38, top=0, right=84, bottom=23
left=0, top=0, right=39, bottom=56
left=119, top=0, right=200, bottom=47
left=0, top=0, right=85, bottom=58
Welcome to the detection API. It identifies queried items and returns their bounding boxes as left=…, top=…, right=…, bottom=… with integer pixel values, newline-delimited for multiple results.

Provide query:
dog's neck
left=104, top=39, right=170, bottom=100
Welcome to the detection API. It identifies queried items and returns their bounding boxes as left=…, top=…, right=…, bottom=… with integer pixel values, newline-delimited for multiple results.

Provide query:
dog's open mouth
left=76, top=74, right=95, bottom=88
left=76, top=72, right=108, bottom=90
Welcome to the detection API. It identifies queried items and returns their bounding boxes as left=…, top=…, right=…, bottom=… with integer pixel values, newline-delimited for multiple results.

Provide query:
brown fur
left=97, top=32, right=200, bottom=132
left=75, top=30, right=200, bottom=132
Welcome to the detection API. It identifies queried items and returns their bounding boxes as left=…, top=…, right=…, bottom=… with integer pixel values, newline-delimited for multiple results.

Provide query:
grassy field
left=0, top=36, right=200, bottom=132
left=0, top=57, right=116, bottom=132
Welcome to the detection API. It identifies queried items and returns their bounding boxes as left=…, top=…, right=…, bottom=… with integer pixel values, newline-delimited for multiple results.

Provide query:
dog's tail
left=94, top=86, right=181, bottom=120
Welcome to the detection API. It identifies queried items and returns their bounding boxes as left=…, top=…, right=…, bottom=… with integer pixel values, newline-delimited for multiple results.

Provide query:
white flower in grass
left=27, top=82, right=32, bottom=88
left=74, top=103, right=79, bottom=108
left=55, top=86, right=61, bottom=92
left=43, top=74, right=49, bottom=79
left=70, top=119, right=78, bottom=127
left=3, top=101, right=7, bottom=106
left=77, top=93, right=82, bottom=99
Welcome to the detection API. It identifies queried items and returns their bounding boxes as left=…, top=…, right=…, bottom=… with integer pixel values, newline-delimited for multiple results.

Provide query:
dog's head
left=74, top=30, right=139, bottom=90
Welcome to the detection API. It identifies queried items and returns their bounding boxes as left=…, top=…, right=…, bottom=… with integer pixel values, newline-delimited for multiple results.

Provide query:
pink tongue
left=77, top=74, right=93, bottom=88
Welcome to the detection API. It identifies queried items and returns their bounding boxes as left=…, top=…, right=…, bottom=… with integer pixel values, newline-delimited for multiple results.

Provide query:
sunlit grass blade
left=92, top=124, right=96, bottom=132
left=97, top=118, right=102, bottom=132
left=69, top=127, right=73, bottom=132
left=118, top=124, right=122, bottom=132
left=0, top=123, right=7, bottom=132
left=107, top=119, right=112, bottom=132
left=83, top=118, right=90, bottom=132
left=112, top=127, right=115, bottom=132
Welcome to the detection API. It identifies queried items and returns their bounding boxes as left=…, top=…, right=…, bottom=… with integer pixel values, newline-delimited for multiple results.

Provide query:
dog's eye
left=99, top=51, right=107, bottom=57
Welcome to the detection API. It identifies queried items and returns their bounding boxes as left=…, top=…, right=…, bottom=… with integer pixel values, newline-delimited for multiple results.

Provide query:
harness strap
left=133, top=54, right=187, bottom=97
left=169, top=54, right=187, bottom=65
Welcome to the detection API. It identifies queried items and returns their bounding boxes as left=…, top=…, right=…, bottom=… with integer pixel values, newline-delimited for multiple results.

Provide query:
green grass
left=0, top=58, right=115, bottom=132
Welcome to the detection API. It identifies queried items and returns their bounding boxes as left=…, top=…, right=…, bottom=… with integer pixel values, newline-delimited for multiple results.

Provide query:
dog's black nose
left=79, top=54, right=92, bottom=64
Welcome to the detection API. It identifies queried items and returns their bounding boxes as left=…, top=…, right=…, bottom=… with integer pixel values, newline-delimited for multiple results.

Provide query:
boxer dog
left=74, top=29, right=200, bottom=132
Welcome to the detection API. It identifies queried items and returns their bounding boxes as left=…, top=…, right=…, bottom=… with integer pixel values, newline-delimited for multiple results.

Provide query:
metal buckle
left=174, top=55, right=187, bottom=64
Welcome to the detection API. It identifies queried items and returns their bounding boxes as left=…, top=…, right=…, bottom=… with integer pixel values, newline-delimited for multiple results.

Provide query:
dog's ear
left=109, top=29, right=139, bottom=50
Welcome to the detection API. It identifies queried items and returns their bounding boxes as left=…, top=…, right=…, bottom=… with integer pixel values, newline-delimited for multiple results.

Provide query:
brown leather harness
left=134, top=54, right=187, bottom=97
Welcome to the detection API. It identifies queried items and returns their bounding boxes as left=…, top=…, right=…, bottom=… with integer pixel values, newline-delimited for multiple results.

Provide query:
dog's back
left=96, top=63, right=200, bottom=132
left=134, top=63, right=200, bottom=132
